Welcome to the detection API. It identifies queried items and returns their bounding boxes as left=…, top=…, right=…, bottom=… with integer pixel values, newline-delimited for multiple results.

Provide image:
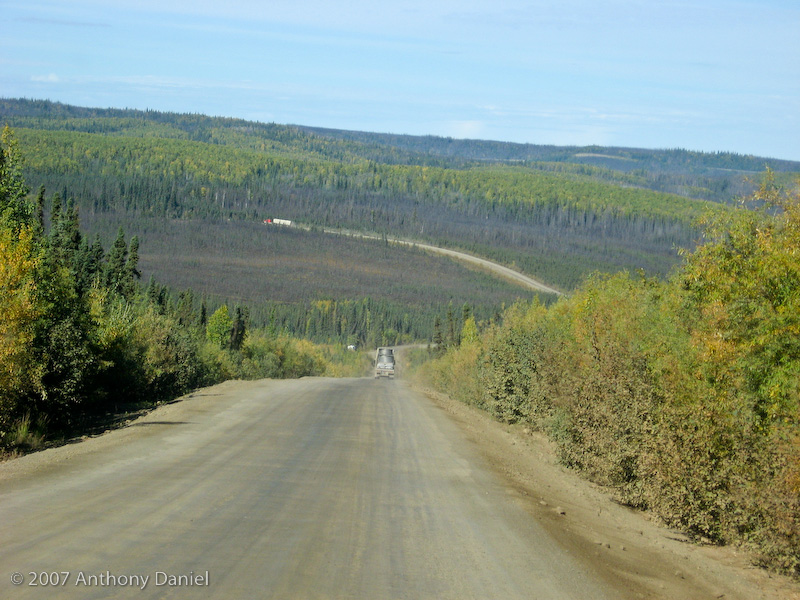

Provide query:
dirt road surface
left=1, top=378, right=797, bottom=599
left=317, top=227, right=563, bottom=295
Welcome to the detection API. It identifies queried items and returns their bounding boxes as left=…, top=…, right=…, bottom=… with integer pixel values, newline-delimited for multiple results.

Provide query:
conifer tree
left=229, top=306, right=246, bottom=351
left=64, top=199, right=81, bottom=256
left=105, top=226, right=127, bottom=294
left=121, top=235, right=141, bottom=298
left=175, top=290, right=196, bottom=327
left=0, top=126, right=31, bottom=230
left=199, top=298, right=208, bottom=327
left=433, top=315, right=444, bottom=352
left=49, top=193, right=61, bottom=237
left=73, top=238, right=93, bottom=295
left=88, top=235, right=105, bottom=282
left=34, top=185, right=46, bottom=236
left=446, top=302, right=456, bottom=348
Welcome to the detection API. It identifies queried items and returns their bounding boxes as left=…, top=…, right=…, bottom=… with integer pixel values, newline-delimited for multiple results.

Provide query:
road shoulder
left=415, top=383, right=800, bottom=600
left=0, top=379, right=249, bottom=487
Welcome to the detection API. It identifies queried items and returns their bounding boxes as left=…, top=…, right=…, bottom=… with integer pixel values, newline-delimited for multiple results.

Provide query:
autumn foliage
left=0, top=128, right=333, bottom=450
left=419, top=172, right=800, bottom=575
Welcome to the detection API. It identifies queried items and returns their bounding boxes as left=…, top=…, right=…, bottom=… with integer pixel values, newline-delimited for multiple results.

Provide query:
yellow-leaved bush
left=0, top=225, right=39, bottom=438
left=419, top=175, right=800, bottom=576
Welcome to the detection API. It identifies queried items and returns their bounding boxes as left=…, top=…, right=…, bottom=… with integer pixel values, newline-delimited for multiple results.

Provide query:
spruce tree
left=34, top=185, right=46, bottom=236
left=88, top=235, right=105, bottom=282
left=433, top=315, right=444, bottom=351
left=146, top=275, right=159, bottom=305
left=105, top=226, right=127, bottom=294
left=199, top=298, right=208, bottom=327
left=229, top=306, right=246, bottom=351
left=122, top=235, right=141, bottom=298
left=48, top=193, right=62, bottom=252
left=64, top=198, right=81, bottom=255
left=0, top=126, right=31, bottom=230
left=446, top=302, right=456, bottom=348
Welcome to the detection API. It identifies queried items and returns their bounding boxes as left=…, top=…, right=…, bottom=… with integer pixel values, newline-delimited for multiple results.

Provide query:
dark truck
left=374, top=347, right=395, bottom=379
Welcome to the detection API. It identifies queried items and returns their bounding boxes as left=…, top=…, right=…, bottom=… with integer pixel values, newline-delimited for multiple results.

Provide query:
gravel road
left=316, top=227, right=563, bottom=295
left=1, top=377, right=796, bottom=599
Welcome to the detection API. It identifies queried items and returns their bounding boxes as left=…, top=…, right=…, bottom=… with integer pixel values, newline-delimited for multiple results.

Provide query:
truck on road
left=374, top=347, right=395, bottom=379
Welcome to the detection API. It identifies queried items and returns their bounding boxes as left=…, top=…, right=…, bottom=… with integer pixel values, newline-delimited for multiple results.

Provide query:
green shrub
left=417, top=330, right=484, bottom=409
left=6, top=413, right=47, bottom=449
left=239, top=332, right=282, bottom=379
left=133, top=308, right=207, bottom=399
left=419, top=180, right=800, bottom=576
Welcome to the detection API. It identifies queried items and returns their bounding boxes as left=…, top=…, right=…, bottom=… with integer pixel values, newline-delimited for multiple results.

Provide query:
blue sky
left=2, top=0, right=799, bottom=160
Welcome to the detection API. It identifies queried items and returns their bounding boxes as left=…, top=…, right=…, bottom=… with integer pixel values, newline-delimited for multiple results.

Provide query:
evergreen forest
left=5, top=98, right=798, bottom=297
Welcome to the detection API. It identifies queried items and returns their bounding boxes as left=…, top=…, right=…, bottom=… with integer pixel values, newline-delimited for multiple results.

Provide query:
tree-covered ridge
left=2, top=97, right=772, bottom=294
left=5, top=98, right=798, bottom=202
left=12, top=126, right=719, bottom=225
left=9, top=126, right=707, bottom=290
left=299, top=127, right=800, bottom=202
left=0, top=98, right=419, bottom=167
left=299, top=123, right=800, bottom=171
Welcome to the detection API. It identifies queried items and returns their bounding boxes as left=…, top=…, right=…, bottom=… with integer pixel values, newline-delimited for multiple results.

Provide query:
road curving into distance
left=1, top=377, right=791, bottom=599
left=313, top=226, right=564, bottom=296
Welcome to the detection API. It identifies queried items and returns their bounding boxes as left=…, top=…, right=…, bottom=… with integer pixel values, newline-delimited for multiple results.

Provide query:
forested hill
left=297, top=125, right=800, bottom=202
left=4, top=98, right=797, bottom=203
left=2, top=97, right=796, bottom=296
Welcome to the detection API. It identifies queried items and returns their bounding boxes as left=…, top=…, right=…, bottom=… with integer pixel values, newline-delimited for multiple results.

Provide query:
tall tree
left=206, top=305, right=232, bottom=349
left=105, top=226, right=127, bottom=294
left=64, top=198, right=81, bottom=256
left=0, top=225, right=39, bottom=430
left=34, top=185, right=46, bottom=236
left=446, top=302, right=456, bottom=348
left=433, top=315, right=444, bottom=352
left=87, top=235, right=105, bottom=285
left=199, top=298, right=208, bottom=327
left=0, top=126, right=31, bottom=230
left=229, top=306, right=246, bottom=351
left=122, top=235, right=141, bottom=298
left=49, top=193, right=61, bottom=239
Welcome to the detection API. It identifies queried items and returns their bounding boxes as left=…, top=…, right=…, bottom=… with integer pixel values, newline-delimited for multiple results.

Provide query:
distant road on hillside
left=312, top=226, right=564, bottom=296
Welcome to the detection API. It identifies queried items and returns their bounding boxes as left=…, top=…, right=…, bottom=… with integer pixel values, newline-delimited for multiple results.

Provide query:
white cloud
left=31, top=73, right=60, bottom=82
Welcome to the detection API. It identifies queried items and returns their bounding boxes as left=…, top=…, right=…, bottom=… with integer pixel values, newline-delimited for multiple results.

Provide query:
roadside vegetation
left=416, top=171, right=800, bottom=577
left=0, top=127, right=368, bottom=454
